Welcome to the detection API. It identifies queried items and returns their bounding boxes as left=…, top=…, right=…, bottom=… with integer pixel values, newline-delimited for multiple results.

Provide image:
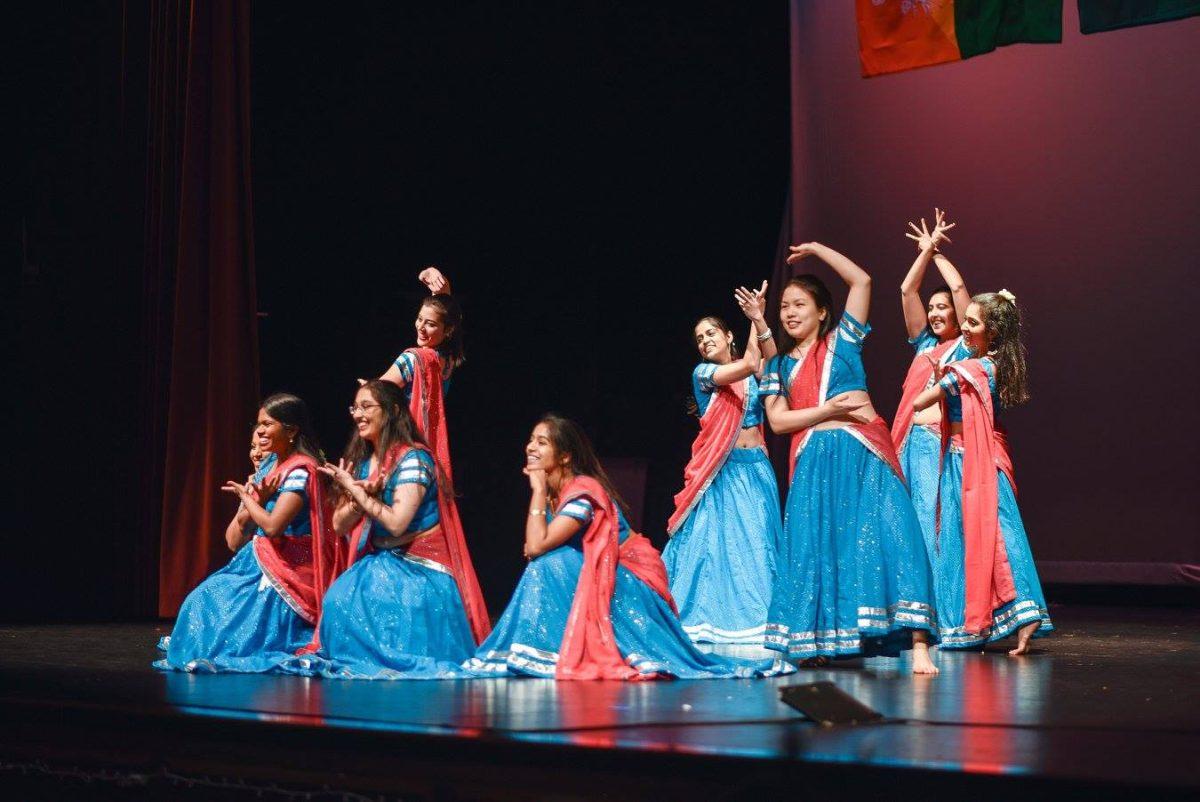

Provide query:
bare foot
left=800, top=656, right=829, bottom=668
left=911, top=631, right=939, bottom=675
left=1007, top=620, right=1041, bottom=656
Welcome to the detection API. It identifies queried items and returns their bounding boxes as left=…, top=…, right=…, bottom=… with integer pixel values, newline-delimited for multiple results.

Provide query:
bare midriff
left=913, top=404, right=942, bottom=426
left=945, top=421, right=964, bottom=436
left=735, top=426, right=765, bottom=449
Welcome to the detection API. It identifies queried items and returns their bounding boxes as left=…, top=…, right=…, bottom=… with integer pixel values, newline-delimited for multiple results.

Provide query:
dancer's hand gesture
left=252, top=472, right=282, bottom=502
left=418, top=266, right=450, bottom=294
left=318, top=458, right=358, bottom=491
left=523, top=464, right=547, bottom=494
left=734, top=280, right=769, bottom=322
left=906, top=208, right=955, bottom=252
left=822, top=393, right=870, bottom=422
left=785, top=242, right=821, bottom=265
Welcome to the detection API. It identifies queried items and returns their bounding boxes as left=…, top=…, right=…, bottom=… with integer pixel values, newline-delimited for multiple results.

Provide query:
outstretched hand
left=785, top=242, right=821, bottom=265
left=317, top=458, right=358, bottom=491
left=418, top=266, right=450, bottom=294
left=734, top=280, right=768, bottom=322
left=906, top=208, right=955, bottom=252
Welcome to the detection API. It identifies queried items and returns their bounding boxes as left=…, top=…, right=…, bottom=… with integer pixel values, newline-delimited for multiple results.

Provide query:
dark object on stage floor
left=779, top=681, right=884, bottom=726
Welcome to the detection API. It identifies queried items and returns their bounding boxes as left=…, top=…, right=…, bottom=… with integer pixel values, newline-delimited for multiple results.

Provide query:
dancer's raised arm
left=786, top=242, right=872, bottom=324
left=735, top=280, right=777, bottom=364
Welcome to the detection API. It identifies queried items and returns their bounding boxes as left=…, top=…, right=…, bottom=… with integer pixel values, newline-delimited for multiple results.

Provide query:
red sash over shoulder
left=557, top=475, right=677, bottom=681
left=398, top=347, right=491, bottom=644
left=786, top=332, right=904, bottom=483
left=666, top=376, right=748, bottom=535
left=891, top=337, right=960, bottom=454
left=941, top=360, right=1016, bottom=633
left=252, top=453, right=337, bottom=626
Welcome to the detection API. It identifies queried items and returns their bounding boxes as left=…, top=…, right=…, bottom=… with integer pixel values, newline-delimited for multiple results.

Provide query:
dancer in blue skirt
left=761, top=242, right=939, bottom=674
left=156, top=394, right=335, bottom=673
left=465, top=414, right=788, bottom=679
left=663, top=281, right=782, bottom=655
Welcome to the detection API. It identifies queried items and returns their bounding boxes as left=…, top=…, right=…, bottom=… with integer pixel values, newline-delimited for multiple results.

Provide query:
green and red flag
left=856, top=1, right=1063, bottom=77
left=1078, top=1, right=1200, bottom=33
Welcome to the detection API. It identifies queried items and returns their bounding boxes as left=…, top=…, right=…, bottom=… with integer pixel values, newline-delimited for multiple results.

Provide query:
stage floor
left=1, top=604, right=1197, bottom=799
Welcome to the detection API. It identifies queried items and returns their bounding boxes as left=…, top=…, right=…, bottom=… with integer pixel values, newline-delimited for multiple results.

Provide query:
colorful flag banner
left=1078, top=1, right=1200, bottom=33
left=856, top=0, right=1063, bottom=77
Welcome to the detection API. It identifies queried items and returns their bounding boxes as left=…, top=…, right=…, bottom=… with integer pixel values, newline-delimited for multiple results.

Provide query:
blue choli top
left=391, top=350, right=453, bottom=399
left=758, top=312, right=872, bottom=402
left=909, top=328, right=940, bottom=354
left=938, top=355, right=998, bottom=423
left=357, top=448, right=440, bottom=535
left=551, top=497, right=631, bottom=547
left=253, top=452, right=311, bottom=537
left=692, top=363, right=764, bottom=428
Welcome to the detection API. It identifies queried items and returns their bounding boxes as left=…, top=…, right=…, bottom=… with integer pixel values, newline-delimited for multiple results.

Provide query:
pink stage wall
left=788, top=3, right=1199, bottom=568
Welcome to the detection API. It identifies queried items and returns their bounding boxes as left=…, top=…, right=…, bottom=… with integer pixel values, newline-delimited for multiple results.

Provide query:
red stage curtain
left=143, top=0, right=260, bottom=616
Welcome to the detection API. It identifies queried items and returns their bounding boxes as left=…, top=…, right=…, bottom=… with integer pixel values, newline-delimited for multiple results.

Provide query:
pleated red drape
left=144, top=0, right=260, bottom=616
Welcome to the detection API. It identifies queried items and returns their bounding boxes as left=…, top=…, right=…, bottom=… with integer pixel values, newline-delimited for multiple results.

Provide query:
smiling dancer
left=155, top=394, right=337, bottom=673
left=465, top=414, right=788, bottom=679
left=662, top=281, right=782, bottom=656
left=760, top=242, right=939, bottom=674
left=913, top=291, right=1052, bottom=655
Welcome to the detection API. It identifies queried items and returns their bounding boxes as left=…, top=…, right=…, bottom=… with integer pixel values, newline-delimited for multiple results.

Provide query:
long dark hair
left=422, top=294, right=465, bottom=369
left=343, top=380, right=427, bottom=469
left=775, top=274, right=835, bottom=354
left=973, top=292, right=1030, bottom=408
left=261, top=392, right=323, bottom=462
left=686, top=315, right=736, bottom=418
left=537, top=413, right=629, bottom=516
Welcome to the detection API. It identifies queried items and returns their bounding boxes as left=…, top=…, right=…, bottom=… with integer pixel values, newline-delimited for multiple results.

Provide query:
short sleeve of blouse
left=557, top=498, right=594, bottom=526
left=391, top=351, right=417, bottom=387
left=758, top=355, right=784, bottom=398
left=908, top=329, right=938, bottom=354
left=692, top=363, right=718, bottom=395
left=393, top=449, right=435, bottom=489
left=837, top=312, right=871, bottom=351
left=937, top=371, right=961, bottom=396
left=280, top=468, right=308, bottom=494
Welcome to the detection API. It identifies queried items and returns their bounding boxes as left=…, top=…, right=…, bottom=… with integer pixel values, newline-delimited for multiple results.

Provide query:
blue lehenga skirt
left=662, top=446, right=779, bottom=649
left=280, top=549, right=475, bottom=679
left=932, top=445, right=1053, bottom=649
left=154, top=541, right=314, bottom=673
left=899, top=423, right=943, bottom=554
left=765, top=428, right=938, bottom=660
left=464, top=541, right=789, bottom=679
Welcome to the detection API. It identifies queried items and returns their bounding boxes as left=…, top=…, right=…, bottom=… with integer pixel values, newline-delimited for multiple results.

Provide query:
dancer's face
left=414, top=303, right=447, bottom=349
left=779, top=285, right=826, bottom=344
left=350, top=387, right=386, bottom=445
left=254, top=408, right=294, bottom=456
left=694, top=319, right=733, bottom=363
left=927, top=292, right=959, bottom=339
left=249, top=433, right=264, bottom=469
left=526, top=422, right=567, bottom=479
left=960, top=302, right=992, bottom=356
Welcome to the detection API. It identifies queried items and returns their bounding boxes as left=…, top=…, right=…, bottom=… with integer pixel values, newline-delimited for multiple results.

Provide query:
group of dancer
left=157, top=211, right=1052, bottom=681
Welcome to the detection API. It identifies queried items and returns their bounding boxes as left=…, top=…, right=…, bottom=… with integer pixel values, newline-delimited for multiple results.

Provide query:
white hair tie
left=997, top=289, right=1017, bottom=304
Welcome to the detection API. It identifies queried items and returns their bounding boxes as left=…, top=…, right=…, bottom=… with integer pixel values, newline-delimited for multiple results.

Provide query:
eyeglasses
left=348, top=402, right=381, bottom=416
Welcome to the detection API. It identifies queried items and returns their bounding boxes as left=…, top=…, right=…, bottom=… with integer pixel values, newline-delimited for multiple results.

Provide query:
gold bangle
left=529, top=508, right=545, bottom=516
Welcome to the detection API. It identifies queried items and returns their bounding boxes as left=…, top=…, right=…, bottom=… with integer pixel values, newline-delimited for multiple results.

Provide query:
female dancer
left=285, top=381, right=483, bottom=678
left=465, top=414, right=787, bottom=679
left=761, top=242, right=938, bottom=674
left=662, top=282, right=782, bottom=654
left=892, top=212, right=970, bottom=598
left=912, top=291, right=1052, bottom=655
left=156, top=394, right=338, bottom=673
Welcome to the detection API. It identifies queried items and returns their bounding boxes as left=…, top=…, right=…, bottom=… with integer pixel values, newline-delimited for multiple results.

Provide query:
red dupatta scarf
left=251, top=452, right=338, bottom=627
left=556, top=475, right=677, bottom=681
left=891, top=336, right=961, bottom=455
left=940, top=360, right=1017, bottom=633
left=786, top=331, right=904, bottom=484
left=394, top=346, right=491, bottom=644
left=666, top=375, right=751, bottom=535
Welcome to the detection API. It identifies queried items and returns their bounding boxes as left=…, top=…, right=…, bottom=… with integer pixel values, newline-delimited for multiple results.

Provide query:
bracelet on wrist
left=529, top=508, right=545, bottom=516
left=756, top=329, right=773, bottom=343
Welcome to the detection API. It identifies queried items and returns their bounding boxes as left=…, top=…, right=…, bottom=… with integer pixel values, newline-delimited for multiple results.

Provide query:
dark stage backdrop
left=781, top=2, right=1199, bottom=575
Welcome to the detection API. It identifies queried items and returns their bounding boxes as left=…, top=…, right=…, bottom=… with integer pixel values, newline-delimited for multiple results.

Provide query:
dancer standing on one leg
left=465, top=414, right=788, bottom=679
left=761, top=242, right=939, bottom=674
left=662, top=282, right=782, bottom=656
left=913, top=292, right=1052, bottom=655
left=283, top=381, right=481, bottom=678
left=155, top=394, right=338, bottom=673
